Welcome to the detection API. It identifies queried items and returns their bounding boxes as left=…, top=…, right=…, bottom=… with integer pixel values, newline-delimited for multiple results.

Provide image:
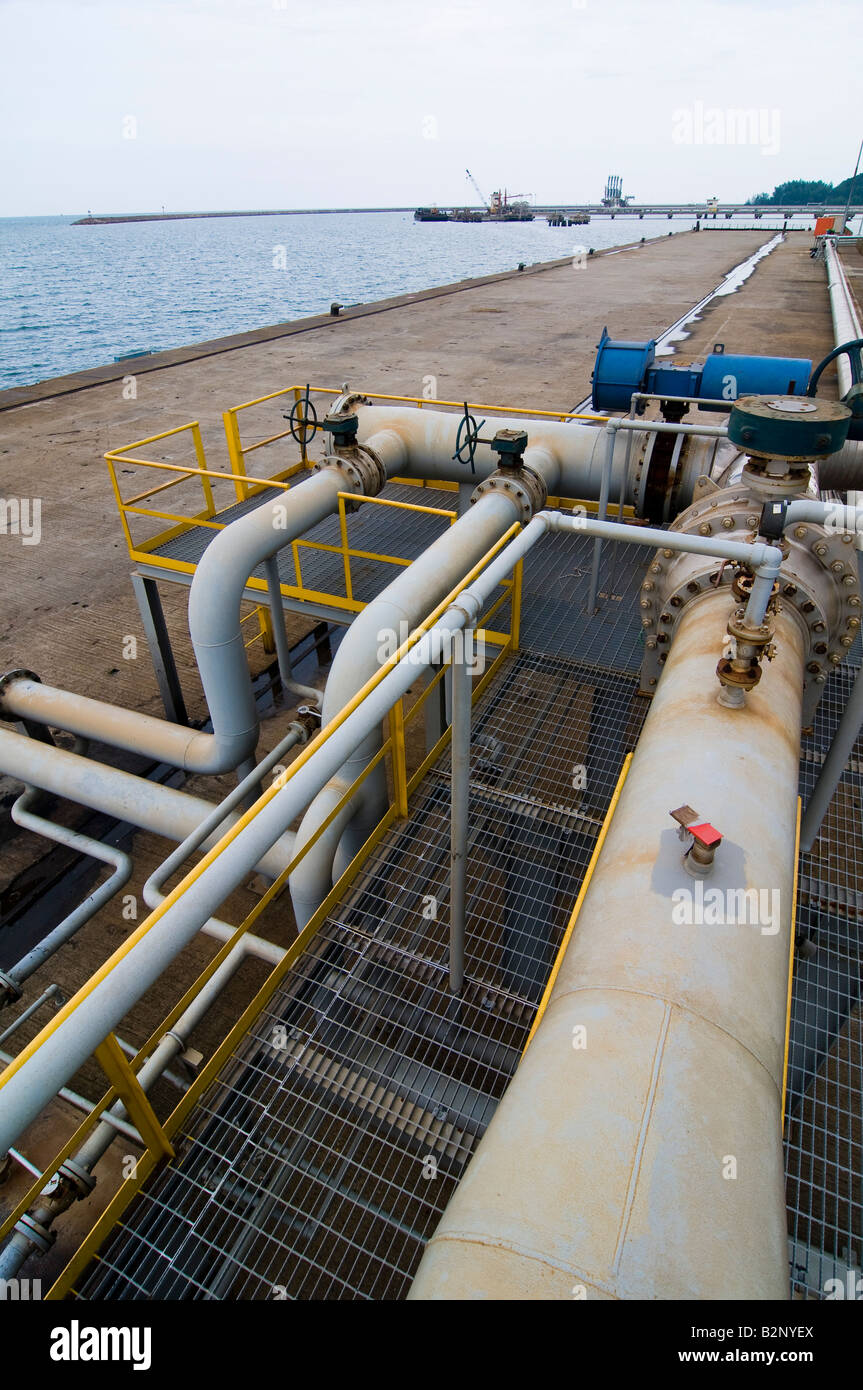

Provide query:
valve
left=452, top=402, right=491, bottom=473
left=716, top=602, right=776, bottom=706
left=282, top=384, right=319, bottom=457
left=320, top=411, right=359, bottom=448
left=671, top=805, right=723, bottom=877
left=489, top=428, right=528, bottom=466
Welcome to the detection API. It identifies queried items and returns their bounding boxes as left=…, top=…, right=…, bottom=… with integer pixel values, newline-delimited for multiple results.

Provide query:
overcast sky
left=2, top=0, right=861, bottom=216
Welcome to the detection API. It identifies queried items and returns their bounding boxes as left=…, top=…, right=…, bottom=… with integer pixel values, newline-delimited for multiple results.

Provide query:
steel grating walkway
left=152, top=477, right=457, bottom=608
left=787, top=660, right=863, bottom=1298
left=70, top=523, right=863, bottom=1300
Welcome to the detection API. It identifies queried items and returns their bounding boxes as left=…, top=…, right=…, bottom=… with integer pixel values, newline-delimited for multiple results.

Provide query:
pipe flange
left=330, top=390, right=373, bottom=416
left=716, top=655, right=763, bottom=692
left=469, top=465, right=547, bottom=524
left=726, top=608, right=774, bottom=647
left=0, top=969, right=22, bottom=1003
left=314, top=444, right=387, bottom=500
left=0, top=669, right=41, bottom=721
left=58, top=1157, right=97, bottom=1198
left=15, top=1212, right=56, bottom=1252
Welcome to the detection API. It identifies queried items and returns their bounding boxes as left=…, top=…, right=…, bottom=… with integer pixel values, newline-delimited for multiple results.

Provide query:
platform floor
left=72, top=532, right=863, bottom=1301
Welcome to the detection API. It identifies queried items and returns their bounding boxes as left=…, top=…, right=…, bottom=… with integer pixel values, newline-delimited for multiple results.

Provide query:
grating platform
left=153, top=477, right=457, bottom=608
left=69, top=521, right=863, bottom=1301
left=787, top=660, right=863, bottom=1298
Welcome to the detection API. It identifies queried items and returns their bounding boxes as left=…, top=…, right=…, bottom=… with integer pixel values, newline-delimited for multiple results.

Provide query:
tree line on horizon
left=747, top=176, right=857, bottom=206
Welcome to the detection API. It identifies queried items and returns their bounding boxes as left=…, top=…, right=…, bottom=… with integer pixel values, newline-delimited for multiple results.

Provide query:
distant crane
left=465, top=168, right=490, bottom=212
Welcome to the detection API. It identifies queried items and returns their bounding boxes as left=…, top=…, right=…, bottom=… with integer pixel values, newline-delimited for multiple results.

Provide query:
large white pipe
left=355, top=405, right=630, bottom=502
left=0, top=726, right=295, bottom=880
left=0, top=464, right=362, bottom=774
left=825, top=238, right=862, bottom=398
left=0, top=510, right=786, bottom=1161
left=289, top=490, right=524, bottom=928
left=410, top=587, right=804, bottom=1300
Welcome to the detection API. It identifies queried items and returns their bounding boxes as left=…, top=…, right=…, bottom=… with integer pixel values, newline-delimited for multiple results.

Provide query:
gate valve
left=670, top=806, right=723, bottom=877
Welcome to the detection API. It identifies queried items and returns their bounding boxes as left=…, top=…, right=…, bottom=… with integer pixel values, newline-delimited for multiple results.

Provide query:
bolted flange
left=313, top=442, right=387, bottom=503
left=470, top=465, right=548, bottom=524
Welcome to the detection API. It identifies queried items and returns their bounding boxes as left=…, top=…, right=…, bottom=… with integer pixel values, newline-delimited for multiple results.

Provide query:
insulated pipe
left=187, top=461, right=383, bottom=770
left=5, top=790, right=133, bottom=990
left=0, top=727, right=296, bottom=881
left=0, top=514, right=787, bottom=1156
left=825, top=238, right=862, bottom=398
left=410, top=588, right=805, bottom=1300
left=289, top=491, right=523, bottom=929
left=354, top=404, right=724, bottom=510
left=355, top=405, right=622, bottom=501
left=0, top=464, right=359, bottom=775
left=0, top=942, right=248, bottom=1282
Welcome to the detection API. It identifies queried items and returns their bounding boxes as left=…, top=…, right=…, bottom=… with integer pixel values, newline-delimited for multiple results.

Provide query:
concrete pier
left=0, top=227, right=849, bottom=1292
left=0, top=231, right=834, bottom=716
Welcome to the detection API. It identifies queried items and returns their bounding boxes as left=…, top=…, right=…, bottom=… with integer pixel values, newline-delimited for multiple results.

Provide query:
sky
left=2, top=0, right=861, bottom=216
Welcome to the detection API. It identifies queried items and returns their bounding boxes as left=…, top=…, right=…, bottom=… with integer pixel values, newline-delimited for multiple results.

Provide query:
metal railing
left=105, top=387, right=626, bottom=622
left=0, top=523, right=525, bottom=1299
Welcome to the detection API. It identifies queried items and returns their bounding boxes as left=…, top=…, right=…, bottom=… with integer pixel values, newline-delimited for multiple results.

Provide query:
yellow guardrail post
left=257, top=604, right=276, bottom=653
left=92, top=1033, right=174, bottom=1159
left=388, top=698, right=409, bottom=818
left=510, top=557, right=523, bottom=652
left=223, top=408, right=250, bottom=502
left=338, top=494, right=353, bottom=604
left=191, top=423, right=216, bottom=517
left=105, top=454, right=135, bottom=559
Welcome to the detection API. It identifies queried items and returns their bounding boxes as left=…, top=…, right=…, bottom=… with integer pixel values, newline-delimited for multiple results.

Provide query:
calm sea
left=0, top=210, right=816, bottom=391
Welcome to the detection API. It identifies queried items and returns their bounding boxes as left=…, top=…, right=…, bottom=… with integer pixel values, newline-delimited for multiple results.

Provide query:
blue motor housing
left=591, top=329, right=656, bottom=411
left=698, top=351, right=811, bottom=409
left=591, top=327, right=811, bottom=412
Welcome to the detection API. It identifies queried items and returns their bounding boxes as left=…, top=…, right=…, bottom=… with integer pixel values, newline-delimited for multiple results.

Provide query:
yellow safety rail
left=105, top=386, right=631, bottom=623
left=0, top=524, right=525, bottom=1299
left=106, top=428, right=479, bottom=619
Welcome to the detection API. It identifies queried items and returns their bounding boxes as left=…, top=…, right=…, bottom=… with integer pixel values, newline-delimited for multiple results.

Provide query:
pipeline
left=0, top=725, right=296, bottom=881
left=289, top=489, right=525, bottom=929
left=3, top=790, right=133, bottom=995
left=0, top=940, right=250, bottom=1282
left=0, top=511, right=785, bottom=1161
left=410, top=584, right=803, bottom=1300
left=0, top=460, right=369, bottom=775
left=0, top=406, right=726, bottom=791
left=825, top=238, right=863, bottom=398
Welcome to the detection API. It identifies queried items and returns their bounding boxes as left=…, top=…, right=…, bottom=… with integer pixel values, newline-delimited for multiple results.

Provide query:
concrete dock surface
left=0, top=229, right=844, bottom=1283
